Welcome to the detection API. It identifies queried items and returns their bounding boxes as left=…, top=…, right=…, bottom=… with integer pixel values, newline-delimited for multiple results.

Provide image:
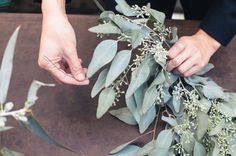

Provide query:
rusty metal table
left=0, top=13, right=235, bottom=156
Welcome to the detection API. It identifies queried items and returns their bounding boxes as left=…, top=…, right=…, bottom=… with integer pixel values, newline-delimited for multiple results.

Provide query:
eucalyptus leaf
left=130, top=26, right=150, bottom=48
left=19, top=115, right=77, bottom=153
left=172, top=95, right=181, bottom=113
left=134, top=83, right=148, bottom=114
left=0, top=147, right=24, bottom=156
left=115, top=0, right=137, bottom=16
left=99, top=11, right=115, bottom=23
left=196, top=63, right=214, bottom=75
left=194, top=142, right=206, bottom=156
left=97, top=88, right=116, bottom=119
left=0, top=27, right=19, bottom=104
left=196, top=111, right=208, bottom=140
left=0, top=126, right=13, bottom=132
left=161, top=116, right=177, bottom=127
left=126, top=95, right=141, bottom=123
left=141, top=86, right=157, bottom=114
left=209, top=119, right=226, bottom=136
left=146, top=8, right=165, bottom=24
left=139, top=106, right=156, bottom=133
left=110, top=145, right=140, bottom=156
left=202, top=80, right=224, bottom=99
left=136, top=140, right=155, bottom=156
left=106, top=50, right=131, bottom=87
left=25, top=81, right=55, bottom=108
left=88, top=40, right=118, bottom=78
left=110, top=140, right=135, bottom=154
left=109, top=107, right=137, bottom=125
left=91, top=68, right=109, bottom=98
left=88, top=21, right=121, bottom=34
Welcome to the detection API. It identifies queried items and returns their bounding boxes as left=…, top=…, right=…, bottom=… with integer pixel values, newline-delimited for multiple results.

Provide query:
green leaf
left=19, top=115, right=77, bottom=153
left=99, top=11, right=115, bottom=23
left=196, top=63, right=214, bottom=75
left=136, top=140, right=155, bottom=156
left=161, top=116, right=177, bottom=127
left=196, top=111, right=209, bottom=140
left=25, top=81, right=55, bottom=108
left=91, top=68, right=109, bottom=98
left=126, top=95, right=141, bottom=123
left=0, top=126, right=13, bottom=132
left=172, top=95, right=181, bottom=113
left=130, top=26, right=150, bottom=48
left=88, top=40, right=118, bottom=78
left=184, top=75, right=208, bottom=86
left=97, top=88, right=116, bottom=119
left=0, top=147, right=24, bottom=156
left=114, top=0, right=137, bottom=16
left=105, top=50, right=131, bottom=87
left=150, top=129, right=173, bottom=156
left=110, top=140, right=135, bottom=154
left=110, top=145, right=140, bottom=156
left=209, top=119, right=226, bottom=136
left=141, top=86, right=157, bottom=114
left=109, top=107, right=137, bottom=125
left=126, top=58, right=151, bottom=98
left=0, top=27, right=20, bottom=104
left=202, top=80, right=224, bottom=99
left=198, top=98, right=212, bottom=113
left=139, top=106, right=156, bottom=133
left=88, top=21, right=121, bottom=34
left=134, top=83, right=148, bottom=114
left=146, top=8, right=166, bottom=24
left=194, top=142, right=206, bottom=156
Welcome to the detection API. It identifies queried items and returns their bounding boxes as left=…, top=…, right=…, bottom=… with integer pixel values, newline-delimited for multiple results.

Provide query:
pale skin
left=38, top=0, right=221, bottom=85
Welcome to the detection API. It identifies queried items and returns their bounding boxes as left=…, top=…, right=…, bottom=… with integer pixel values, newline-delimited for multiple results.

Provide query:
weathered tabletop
left=0, top=13, right=235, bottom=156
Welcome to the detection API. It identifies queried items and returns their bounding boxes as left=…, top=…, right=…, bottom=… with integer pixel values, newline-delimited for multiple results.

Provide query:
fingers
left=183, top=65, right=200, bottom=77
left=63, top=48, right=87, bottom=81
left=49, top=65, right=89, bottom=85
left=168, top=41, right=185, bottom=60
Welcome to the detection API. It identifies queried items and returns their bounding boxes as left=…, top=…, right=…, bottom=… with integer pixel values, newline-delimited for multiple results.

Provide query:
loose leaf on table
left=115, top=0, right=137, bottom=16
left=91, top=68, right=109, bottom=98
left=110, top=145, right=140, bottom=156
left=18, top=115, right=77, bottom=153
left=0, top=147, right=24, bottom=156
left=0, top=27, right=19, bottom=104
left=88, top=40, right=118, bottom=78
left=25, top=80, right=55, bottom=108
left=109, top=107, right=137, bottom=125
left=138, top=105, right=156, bottom=133
left=202, top=80, right=224, bottom=99
left=194, top=142, right=206, bottom=156
left=97, top=87, right=116, bottom=119
left=105, top=50, right=131, bottom=87
left=88, top=21, right=121, bottom=34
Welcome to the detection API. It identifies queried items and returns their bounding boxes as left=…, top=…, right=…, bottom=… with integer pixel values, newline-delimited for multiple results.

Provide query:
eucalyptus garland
left=88, top=0, right=236, bottom=155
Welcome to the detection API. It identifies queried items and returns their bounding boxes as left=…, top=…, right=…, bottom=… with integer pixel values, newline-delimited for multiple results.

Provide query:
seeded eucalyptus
left=88, top=0, right=236, bottom=155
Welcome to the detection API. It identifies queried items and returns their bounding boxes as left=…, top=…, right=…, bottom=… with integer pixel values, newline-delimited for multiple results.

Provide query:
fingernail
left=76, top=72, right=86, bottom=81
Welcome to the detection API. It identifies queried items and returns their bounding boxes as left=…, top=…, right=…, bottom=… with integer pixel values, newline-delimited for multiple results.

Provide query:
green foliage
left=89, top=1, right=236, bottom=155
left=0, top=28, right=77, bottom=155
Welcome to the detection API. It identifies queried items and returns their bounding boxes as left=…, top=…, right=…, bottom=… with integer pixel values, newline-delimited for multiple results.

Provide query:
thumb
left=64, top=49, right=86, bottom=81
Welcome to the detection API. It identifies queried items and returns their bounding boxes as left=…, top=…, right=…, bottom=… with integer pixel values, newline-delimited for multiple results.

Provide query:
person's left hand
left=166, top=29, right=221, bottom=77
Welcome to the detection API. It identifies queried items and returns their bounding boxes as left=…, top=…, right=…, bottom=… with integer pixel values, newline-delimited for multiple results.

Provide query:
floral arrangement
left=88, top=0, right=236, bottom=155
left=0, top=27, right=76, bottom=155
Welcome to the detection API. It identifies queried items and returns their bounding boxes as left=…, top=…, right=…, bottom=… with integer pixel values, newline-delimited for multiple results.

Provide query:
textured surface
left=0, top=13, right=235, bottom=156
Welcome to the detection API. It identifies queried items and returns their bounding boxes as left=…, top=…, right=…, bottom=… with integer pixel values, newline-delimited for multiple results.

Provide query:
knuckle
left=171, top=59, right=180, bottom=67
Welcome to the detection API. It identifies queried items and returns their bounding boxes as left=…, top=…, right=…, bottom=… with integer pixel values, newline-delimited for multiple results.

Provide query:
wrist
left=42, top=0, right=66, bottom=18
left=195, top=29, right=221, bottom=53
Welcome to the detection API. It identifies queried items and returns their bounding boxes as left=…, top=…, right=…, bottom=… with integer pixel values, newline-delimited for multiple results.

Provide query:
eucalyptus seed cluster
left=131, top=4, right=150, bottom=18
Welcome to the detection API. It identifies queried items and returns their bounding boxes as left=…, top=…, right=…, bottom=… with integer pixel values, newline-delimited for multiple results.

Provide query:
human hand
left=166, top=29, right=221, bottom=77
left=38, top=0, right=89, bottom=85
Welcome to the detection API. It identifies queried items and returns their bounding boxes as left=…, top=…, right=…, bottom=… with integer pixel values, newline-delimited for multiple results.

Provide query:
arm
left=167, top=0, right=236, bottom=77
left=38, top=0, right=89, bottom=85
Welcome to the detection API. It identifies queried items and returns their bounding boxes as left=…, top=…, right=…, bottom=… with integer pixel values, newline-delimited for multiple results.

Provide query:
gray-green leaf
left=0, top=27, right=19, bottom=104
left=110, top=145, right=140, bottom=156
left=106, top=50, right=131, bottom=87
left=91, top=68, right=109, bottom=98
left=88, top=21, right=121, bottom=34
left=146, top=8, right=166, bottom=24
left=196, top=111, right=208, bottom=140
left=88, top=40, right=118, bottom=78
left=202, top=81, right=224, bottom=99
left=139, top=106, right=156, bottom=133
left=0, top=147, right=25, bottom=156
left=109, top=107, right=137, bottom=125
left=97, top=88, right=116, bottom=119
left=115, top=0, right=137, bottom=16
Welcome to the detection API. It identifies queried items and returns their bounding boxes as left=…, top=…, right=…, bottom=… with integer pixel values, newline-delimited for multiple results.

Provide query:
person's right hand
left=38, top=0, right=89, bottom=85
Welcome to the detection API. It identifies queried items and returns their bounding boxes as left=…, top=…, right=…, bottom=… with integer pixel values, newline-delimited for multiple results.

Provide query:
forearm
left=41, top=0, right=66, bottom=17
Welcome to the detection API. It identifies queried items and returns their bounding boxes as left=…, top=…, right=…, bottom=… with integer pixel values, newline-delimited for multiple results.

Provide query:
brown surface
left=0, top=13, right=235, bottom=156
